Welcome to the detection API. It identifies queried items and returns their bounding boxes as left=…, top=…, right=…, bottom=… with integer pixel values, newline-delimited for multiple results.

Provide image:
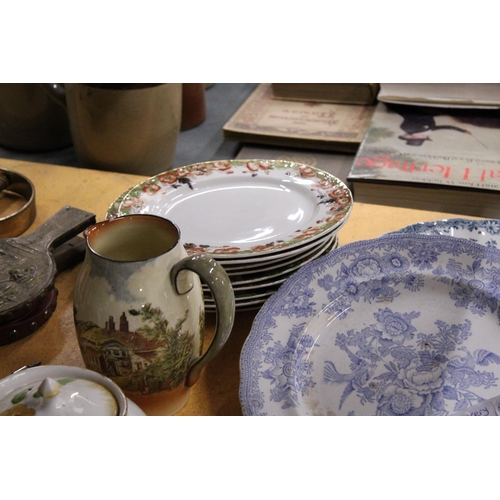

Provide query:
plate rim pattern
left=106, top=159, right=352, bottom=257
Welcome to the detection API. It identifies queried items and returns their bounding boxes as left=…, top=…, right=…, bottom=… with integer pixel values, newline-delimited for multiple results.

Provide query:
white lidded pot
left=0, top=365, right=145, bottom=416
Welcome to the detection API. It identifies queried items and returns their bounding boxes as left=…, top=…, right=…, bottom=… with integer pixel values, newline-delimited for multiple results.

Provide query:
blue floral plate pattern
left=239, top=233, right=500, bottom=415
left=388, top=218, right=500, bottom=249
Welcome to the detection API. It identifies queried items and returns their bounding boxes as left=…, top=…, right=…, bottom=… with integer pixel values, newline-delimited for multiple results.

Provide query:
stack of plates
left=202, top=223, right=341, bottom=311
left=106, top=159, right=353, bottom=311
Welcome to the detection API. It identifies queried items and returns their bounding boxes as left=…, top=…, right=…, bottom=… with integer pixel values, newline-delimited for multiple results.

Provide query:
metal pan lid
left=0, top=168, right=36, bottom=238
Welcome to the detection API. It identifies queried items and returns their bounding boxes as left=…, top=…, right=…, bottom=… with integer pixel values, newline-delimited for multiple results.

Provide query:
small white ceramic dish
left=240, top=233, right=500, bottom=415
left=0, top=365, right=146, bottom=416
left=126, top=398, right=146, bottom=416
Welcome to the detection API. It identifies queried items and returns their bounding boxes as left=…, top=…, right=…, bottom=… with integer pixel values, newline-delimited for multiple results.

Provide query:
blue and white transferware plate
left=239, top=233, right=500, bottom=416
left=389, top=218, right=500, bottom=249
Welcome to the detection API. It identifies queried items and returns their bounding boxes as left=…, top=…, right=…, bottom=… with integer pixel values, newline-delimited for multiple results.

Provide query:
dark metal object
left=0, top=288, right=58, bottom=345
left=52, top=235, right=87, bottom=273
left=0, top=206, right=95, bottom=328
left=0, top=168, right=36, bottom=238
left=0, top=234, right=88, bottom=345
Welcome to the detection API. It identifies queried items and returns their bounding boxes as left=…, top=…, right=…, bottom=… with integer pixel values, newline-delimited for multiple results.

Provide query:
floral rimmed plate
left=389, top=218, right=500, bottom=248
left=225, top=234, right=336, bottom=275
left=239, top=233, right=500, bottom=416
left=205, top=299, right=268, bottom=312
left=211, top=224, right=343, bottom=266
left=206, top=235, right=337, bottom=293
left=224, top=235, right=337, bottom=285
left=106, top=159, right=352, bottom=257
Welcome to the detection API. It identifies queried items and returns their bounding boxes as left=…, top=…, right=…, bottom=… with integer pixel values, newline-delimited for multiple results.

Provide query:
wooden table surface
left=0, top=158, right=482, bottom=415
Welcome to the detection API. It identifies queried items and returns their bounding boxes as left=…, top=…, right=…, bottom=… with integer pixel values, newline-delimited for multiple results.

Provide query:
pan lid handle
left=22, top=206, right=96, bottom=252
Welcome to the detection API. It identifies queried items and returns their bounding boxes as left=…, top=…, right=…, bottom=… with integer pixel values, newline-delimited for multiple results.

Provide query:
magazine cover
left=348, top=102, right=500, bottom=191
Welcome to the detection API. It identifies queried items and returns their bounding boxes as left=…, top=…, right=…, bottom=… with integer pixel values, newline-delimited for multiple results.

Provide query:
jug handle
left=171, top=255, right=235, bottom=387
left=39, top=83, right=67, bottom=109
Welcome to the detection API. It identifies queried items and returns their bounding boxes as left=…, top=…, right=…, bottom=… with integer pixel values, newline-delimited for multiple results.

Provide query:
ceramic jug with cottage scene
left=73, top=214, right=235, bottom=415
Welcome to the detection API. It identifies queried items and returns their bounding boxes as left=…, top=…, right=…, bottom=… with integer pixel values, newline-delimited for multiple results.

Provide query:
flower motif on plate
left=392, top=218, right=500, bottom=249
left=240, top=234, right=500, bottom=415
